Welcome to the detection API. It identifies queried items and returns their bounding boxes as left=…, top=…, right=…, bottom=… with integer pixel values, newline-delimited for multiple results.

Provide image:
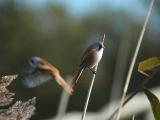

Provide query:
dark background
left=0, top=0, right=160, bottom=120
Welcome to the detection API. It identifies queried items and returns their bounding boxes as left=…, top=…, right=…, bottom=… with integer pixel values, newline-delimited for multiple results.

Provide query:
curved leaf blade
left=143, top=88, right=160, bottom=120
left=138, top=57, right=160, bottom=76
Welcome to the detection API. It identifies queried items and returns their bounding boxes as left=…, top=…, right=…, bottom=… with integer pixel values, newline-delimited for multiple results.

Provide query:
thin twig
left=81, top=65, right=98, bottom=120
left=116, top=0, right=154, bottom=120
left=81, top=34, right=105, bottom=120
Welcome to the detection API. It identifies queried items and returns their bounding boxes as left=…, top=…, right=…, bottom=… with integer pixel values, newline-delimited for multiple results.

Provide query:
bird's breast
left=85, top=48, right=104, bottom=68
left=97, top=48, right=104, bottom=62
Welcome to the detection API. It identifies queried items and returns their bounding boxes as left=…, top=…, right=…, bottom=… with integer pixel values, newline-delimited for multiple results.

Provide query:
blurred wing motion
left=23, top=69, right=52, bottom=88
left=23, top=57, right=73, bottom=95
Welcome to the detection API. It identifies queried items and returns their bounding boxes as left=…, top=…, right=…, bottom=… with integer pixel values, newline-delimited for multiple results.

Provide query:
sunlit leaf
left=143, top=88, right=160, bottom=120
left=138, top=57, right=160, bottom=76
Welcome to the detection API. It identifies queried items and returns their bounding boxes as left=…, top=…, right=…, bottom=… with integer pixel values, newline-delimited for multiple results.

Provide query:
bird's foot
left=88, top=67, right=97, bottom=74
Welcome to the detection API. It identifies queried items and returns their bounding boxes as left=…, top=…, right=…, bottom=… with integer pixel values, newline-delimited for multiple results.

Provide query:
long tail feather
left=52, top=72, right=73, bottom=95
left=71, top=68, right=84, bottom=89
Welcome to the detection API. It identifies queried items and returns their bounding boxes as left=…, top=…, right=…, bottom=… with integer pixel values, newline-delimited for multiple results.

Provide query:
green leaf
left=138, top=57, right=160, bottom=76
left=143, top=88, right=160, bottom=120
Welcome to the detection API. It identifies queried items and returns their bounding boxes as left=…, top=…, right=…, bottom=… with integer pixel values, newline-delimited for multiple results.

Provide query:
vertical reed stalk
left=81, top=34, right=105, bottom=120
left=56, top=77, right=72, bottom=120
left=115, top=0, right=155, bottom=120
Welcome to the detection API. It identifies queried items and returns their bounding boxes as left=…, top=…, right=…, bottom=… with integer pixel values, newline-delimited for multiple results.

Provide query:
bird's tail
left=71, top=68, right=84, bottom=89
left=51, top=71, right=73, bottom=95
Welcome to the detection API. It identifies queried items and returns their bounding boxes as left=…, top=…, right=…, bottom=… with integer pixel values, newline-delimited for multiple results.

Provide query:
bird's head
left=28, top=57, right=42, bottom=68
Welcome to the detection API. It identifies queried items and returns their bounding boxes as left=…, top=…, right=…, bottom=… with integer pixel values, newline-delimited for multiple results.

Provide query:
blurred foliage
left=0, top=0, right=160, bottom=120
left=138, top=57, right=160, bottom=76
left=143, top=88, right=160, bottom=120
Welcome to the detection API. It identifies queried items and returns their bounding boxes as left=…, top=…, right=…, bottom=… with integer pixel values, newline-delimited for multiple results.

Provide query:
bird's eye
left=30, top=59, right=35, bottom=65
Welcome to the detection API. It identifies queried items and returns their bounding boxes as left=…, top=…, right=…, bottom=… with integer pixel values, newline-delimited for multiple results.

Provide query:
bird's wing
left=23, top=69, right=52, bottom=88
left=80, top=48, right=96, bottom=67
left=37, top=58, right=54, bottom=70
left=81, top=45, right=95, bottom=59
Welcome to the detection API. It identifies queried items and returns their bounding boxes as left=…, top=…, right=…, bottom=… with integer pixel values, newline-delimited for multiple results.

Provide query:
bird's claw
left=88, top=67, right=96, bottom=74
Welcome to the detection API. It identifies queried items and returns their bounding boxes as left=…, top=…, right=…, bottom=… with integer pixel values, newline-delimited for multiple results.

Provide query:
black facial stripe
left=98, top=44, right=102, bottom=50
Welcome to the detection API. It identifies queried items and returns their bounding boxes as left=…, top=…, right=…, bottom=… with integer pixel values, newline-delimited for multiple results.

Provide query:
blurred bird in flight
left=23, top=57, right=73, bottom=95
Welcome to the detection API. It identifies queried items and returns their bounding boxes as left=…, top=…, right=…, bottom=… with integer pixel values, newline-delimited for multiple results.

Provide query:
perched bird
left=23, top=57, right=73, bottom=95
left=72, top=35, right=105, bottom=89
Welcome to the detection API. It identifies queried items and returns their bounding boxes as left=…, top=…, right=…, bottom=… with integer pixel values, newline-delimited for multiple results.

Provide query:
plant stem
left=81, top=65, right=98, bottom=120
left=132, top=114, right=135, bottom=120
left=115, top=0, right=155, bottom=120
left=107, top=70, right=156, bottom=120
left=81, top=34, right=105, bottom=120
left=56, top=77, right=72, bottom=120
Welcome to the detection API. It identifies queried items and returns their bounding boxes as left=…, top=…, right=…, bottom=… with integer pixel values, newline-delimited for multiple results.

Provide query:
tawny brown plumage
left=23, top=57, right=73, bottom=95
left=72, top=42, right=105, bottom=89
